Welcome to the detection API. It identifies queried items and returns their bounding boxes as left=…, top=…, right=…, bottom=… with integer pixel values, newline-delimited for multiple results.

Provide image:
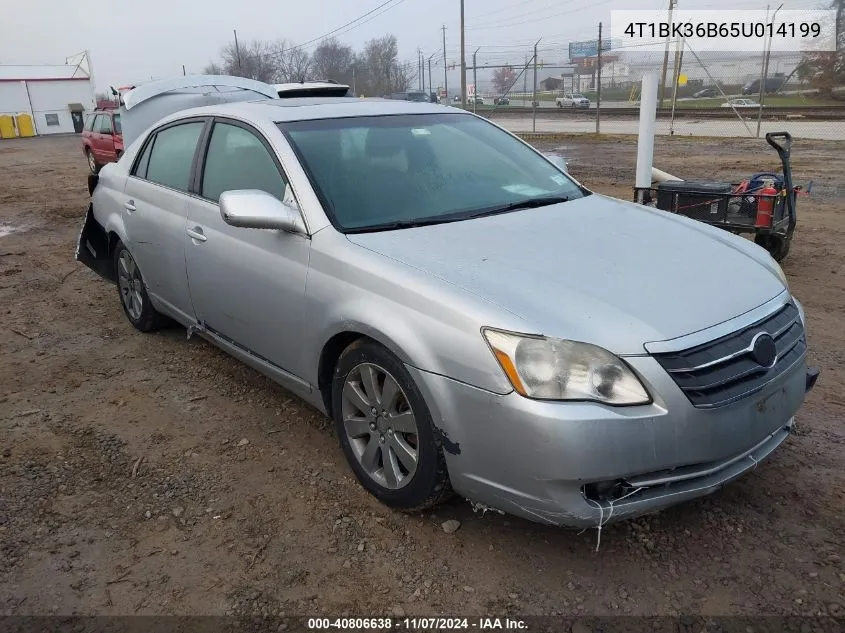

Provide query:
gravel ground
left=0, top=134, right=843, bottom=618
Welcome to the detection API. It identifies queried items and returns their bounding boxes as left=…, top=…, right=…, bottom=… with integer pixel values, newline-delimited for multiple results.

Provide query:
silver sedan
left=77, top=93, right=817, bottom=528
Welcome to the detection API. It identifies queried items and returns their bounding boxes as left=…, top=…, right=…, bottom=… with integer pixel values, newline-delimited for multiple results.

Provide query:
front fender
left=303, top=236, right=518, bottom=395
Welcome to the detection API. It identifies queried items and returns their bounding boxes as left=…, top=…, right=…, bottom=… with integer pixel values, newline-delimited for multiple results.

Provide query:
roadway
left=491, top=114, right=845, bottom=140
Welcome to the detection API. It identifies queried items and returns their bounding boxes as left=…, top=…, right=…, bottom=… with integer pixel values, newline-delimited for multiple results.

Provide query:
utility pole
left=757, top=4, right=783, bottom=138
left=670, top=37, right=685, bottom=135
left=658, top=0, right=675, bottom=108
left=182, top=65, right=186, bottom=76
left=352, top=65, right=356, bottom=95
left=596, top=23, right=602, bottom=134
left=233, top=29, right=242, bottom=73
left=418, top=49, right=422, bottom=90
left=531, top=42, right=538, bottom=131
left=460, top=0, right=467, bottom=108
left=422, top=50, right=426, bottom=92
left=523, top=54, right=528, bottom=105
left=428, top=54, right=435, bottom=98
left=472, top=48, right=479, bottom=113
left=442, top=25, right=448, bottom=101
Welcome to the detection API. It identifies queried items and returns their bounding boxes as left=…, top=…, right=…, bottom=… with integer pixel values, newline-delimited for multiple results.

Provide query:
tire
left=556, top=102, right=562, bottom=108
left=113, top=240, right=168, bottom=332
left=331, top=340, right=452, bottom=511
left=86, top=149, right=101, bottom=174
left=755, top=233, right=791, bottom=262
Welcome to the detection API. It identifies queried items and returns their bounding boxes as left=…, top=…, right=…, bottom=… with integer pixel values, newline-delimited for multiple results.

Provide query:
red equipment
left=755, top=180, right=778, bottom=228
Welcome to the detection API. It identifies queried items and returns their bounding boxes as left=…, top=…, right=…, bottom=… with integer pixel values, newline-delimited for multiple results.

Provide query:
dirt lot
left=1, top=134, right=843, bottom=619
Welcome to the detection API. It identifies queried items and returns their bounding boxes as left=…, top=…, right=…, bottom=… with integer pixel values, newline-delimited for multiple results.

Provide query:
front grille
left=653, top=302, right=805, bottom=408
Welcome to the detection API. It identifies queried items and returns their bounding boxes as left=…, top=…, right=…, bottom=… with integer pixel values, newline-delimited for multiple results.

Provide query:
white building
left=0, top=60, right=95, bottom=135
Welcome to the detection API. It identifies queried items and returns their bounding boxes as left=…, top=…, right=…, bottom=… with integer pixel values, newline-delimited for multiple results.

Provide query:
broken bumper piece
left=75, top=203, right=114, bottom=282
left=406, top=350, right=809, bottom=529
left=806, top=367, right=819, bottom=393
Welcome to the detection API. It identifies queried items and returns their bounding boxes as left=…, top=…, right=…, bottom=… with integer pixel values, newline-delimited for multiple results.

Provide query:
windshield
left=280, top=113, right=585, bottom=232
left=571, top=94, right=585, bottom=99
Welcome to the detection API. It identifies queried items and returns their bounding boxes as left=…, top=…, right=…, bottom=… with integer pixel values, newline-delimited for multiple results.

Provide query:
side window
left=201, top=122, right=287, bottom=203
left=133, top=135, right=155, bottom=179
left=99, top=115, right=113, bottom=134
left=145, top=122, right=205, bottom=192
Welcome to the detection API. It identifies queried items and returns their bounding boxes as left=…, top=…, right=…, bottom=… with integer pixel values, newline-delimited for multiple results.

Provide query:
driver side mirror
left=543, top=154, right=569, bottom=173
left=219, top=189, right=306, bottom=234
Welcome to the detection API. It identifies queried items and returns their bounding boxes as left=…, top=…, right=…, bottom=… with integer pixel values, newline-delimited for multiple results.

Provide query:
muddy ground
left=0, top=134, right=843, bottom=619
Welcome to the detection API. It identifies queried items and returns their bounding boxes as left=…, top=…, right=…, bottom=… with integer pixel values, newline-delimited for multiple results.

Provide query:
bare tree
left=272, top=40, right=312, bottom=83
left=797, top=0, right=844, bottom=98
left=204, top=39, right=277, bottom=82
left=311, top=38, right=354, bottom=84
left=356, top=35, right=412, bottom=96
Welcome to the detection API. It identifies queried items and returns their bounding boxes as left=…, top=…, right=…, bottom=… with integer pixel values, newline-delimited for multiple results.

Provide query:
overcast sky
left=0, top=0, right=825, bottom=91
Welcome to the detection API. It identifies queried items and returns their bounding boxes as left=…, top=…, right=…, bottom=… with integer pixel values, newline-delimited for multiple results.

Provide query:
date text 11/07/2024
left=306, top=617, right=528, bottom=630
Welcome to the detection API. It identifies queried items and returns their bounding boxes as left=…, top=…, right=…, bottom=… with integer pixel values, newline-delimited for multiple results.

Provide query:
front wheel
left=331, top=341, right=452, bottom=511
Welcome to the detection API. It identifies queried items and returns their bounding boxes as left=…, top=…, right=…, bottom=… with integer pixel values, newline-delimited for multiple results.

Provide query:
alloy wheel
left=117, top=250, right=144, bottom=321
left=340, top=363, right=419, bottom=490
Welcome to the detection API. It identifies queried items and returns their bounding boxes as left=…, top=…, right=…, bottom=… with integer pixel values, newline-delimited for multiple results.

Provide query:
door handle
left=124, top=200, right=136, bottom=212
left=186, top=226, right=207, bottom=242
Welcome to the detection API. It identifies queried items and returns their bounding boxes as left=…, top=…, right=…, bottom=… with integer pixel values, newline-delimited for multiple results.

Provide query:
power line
left=287, top=0, right=410, bottom=52
left=467, top=0, right=580, bottom=30
left=466, top=0, right=615, bottom=31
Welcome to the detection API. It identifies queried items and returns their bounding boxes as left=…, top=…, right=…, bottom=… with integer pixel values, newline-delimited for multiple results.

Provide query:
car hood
left=346, top=195, right=786, bottom=355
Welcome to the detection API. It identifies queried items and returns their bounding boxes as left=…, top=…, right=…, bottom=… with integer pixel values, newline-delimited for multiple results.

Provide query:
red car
left=81, top=108, right=123, bottom=173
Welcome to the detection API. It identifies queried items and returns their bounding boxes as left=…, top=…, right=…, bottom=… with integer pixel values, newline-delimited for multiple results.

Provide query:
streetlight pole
left=460, top=0, right=467, bottom=108
left=442, top=24, right=448, bottom=101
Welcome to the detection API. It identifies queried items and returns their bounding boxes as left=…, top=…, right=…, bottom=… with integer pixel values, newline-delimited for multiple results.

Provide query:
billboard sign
left=568, top=39, right=613, bottom=60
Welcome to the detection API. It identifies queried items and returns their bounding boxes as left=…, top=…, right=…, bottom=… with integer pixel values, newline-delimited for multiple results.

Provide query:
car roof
left=155, top=97, right=459, bottom=127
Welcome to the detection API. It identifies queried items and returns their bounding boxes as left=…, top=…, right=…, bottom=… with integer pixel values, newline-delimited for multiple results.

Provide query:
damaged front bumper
left=75, top=202, right=114, bottom=283
left=407, top=354, right=817, bottom=529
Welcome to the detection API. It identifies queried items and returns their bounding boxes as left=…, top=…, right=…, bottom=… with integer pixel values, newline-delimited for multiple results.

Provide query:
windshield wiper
left=345, top=216, right=465, bottom=233
left=345, top=196, right=573, bottom=233
left=465, top=195, right=572, bottom=219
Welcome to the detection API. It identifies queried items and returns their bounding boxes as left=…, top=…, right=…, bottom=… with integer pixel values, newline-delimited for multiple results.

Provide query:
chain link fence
left=463, top=41, right=843, bottom=140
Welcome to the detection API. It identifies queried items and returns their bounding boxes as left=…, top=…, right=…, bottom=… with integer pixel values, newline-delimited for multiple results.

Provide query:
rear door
left=122, top=118, right=207, bottom=322
left=96, top=114, right=116, bottom=161
left=184, top=118, right=310, bottom=375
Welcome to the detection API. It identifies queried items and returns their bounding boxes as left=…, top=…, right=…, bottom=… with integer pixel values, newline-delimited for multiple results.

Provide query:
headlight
left=482, top=329, right=651, bottom=405
left=772, top=260, right=789, bottom=289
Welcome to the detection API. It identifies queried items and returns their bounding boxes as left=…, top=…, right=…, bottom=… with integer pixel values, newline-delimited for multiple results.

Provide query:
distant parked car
left=693, top=88, right=718, bottom=98
left=81, top=108, right=123, bottom=174
left=494, top=96, right=510, bottom=105
left=469, top=96, right=484, bottom=105
left=721, top=98, right=762, bottom=108
left=555, top=93, right=590, bottom=108
left=453, top=95, right=461, bottom=103
left=743, top=77, right=784, bottom=95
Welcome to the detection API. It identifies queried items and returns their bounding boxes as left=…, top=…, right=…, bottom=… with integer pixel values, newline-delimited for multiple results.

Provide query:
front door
left=70, top=111, right=84, bottom=133
left=185, top=119, right=310, bottom=376
left=122, top=120, right=206, bottom=322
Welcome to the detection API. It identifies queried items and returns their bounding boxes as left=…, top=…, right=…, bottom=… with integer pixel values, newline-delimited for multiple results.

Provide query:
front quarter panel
left=303, top=230, right=524, bottom=395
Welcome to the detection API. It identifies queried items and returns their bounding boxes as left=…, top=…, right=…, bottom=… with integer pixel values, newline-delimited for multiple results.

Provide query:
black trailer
left=634, top=132, right=799, bottom=262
